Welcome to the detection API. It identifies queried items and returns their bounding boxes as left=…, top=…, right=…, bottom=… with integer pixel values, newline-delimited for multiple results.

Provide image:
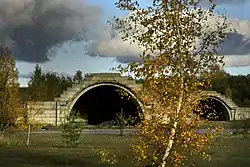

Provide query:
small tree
left=27, top=64, right=48, bottom=101
left=116, top=109, right=130, bottom=136
left=73, top=70, right=84, bottom=84
left=115, top=88, right=138, bottom=133
left=61, top=111, right=85, bottom=148
left=16, top=101, right=44, bottom=146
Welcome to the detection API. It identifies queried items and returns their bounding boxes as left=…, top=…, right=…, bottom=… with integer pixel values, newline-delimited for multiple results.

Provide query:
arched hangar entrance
left=69, top=83, right=144, bottom=125
left=195, top=96, right=231, bottom=121
left=68, top=82, right=232, bottom=125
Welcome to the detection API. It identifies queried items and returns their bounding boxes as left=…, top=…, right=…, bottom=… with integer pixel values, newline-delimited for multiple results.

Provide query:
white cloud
left=224, top=55, right=250, bottom=67
left=86, top=10, right=250, bottom=67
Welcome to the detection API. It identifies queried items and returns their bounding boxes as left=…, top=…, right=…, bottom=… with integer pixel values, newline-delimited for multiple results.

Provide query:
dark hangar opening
left=194, top=97, right=230, bottom=121
left=72, top=85, right=142, bottom=125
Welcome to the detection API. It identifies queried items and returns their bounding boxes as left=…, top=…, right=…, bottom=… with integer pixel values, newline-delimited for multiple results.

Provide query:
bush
left=229, top=119, right=250, bottom=135
left=244, top=118, right=250, bottom=129
left=60, top=111, right=85, bottom=148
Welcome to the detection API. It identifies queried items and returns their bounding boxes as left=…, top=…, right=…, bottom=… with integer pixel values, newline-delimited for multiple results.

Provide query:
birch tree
left=111, top=0, right=230, bottom=166
left=16, top=101, right=43, bottom=146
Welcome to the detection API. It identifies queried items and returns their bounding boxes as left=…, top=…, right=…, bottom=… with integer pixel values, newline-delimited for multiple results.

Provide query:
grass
left=0, top=132, right=250, bottom=167
left=0, top=133, right=135, bottom=167
left=192, top=135, right=250, bottom=167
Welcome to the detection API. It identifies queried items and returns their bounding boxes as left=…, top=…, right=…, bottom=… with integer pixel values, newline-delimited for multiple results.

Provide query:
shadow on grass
left=0, top=147, right=123, bottom=167
left=1, top=133, right=250, bottom=167
left=0, top=133, right=136, bottom=167
left=188, top=135, right=250, bottom=167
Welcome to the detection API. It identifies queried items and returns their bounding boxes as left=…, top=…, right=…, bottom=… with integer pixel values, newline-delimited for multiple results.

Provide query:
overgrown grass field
left=0, top=133, right=250, bottom=167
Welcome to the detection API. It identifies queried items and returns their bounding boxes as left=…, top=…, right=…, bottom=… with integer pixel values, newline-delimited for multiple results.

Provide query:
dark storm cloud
left=219, top=32, right=250, bottom=55
left=116, top=32, right=250, bottom=65
left=0, top=0, right=102, bottom=63
left=116, top=55, right=142, bottom=63
left=3, top=0, right=250, bottom=67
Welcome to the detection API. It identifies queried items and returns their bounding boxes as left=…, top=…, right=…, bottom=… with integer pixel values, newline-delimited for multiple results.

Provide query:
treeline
left=23, top=65, right=87, bottom=101
left=135, top=72, right=250, bottom=107
left=23, top=65, right=250, bottom=107
left=209, top=73, right=250, bottom=107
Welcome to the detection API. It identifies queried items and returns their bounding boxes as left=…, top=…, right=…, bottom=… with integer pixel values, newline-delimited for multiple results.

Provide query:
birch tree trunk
left=160, top=95, right=183, bottom=167
left=160, top=2, right=185, bottom=166
left=0, top=129, right=5, bottom=140
left=26, top=124, right=31, bottom=146
left=0, top=122, right=10, bottom=140
left=160, top=80, right=184, bottom=167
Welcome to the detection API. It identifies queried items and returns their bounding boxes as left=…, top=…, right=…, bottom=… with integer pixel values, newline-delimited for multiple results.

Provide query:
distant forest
left=20, top=65, right=250, bottom=107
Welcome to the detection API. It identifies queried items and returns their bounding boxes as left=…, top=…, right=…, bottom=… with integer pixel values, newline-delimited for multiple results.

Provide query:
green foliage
left=229, top=119, right=250, bottom=136
left=27, top=64, right=74, bottom=101
left=133, top=73, right=250, bottom=108
left=23, top=64, right=250, bottom=108
left=244, top=118, right=250, bottom=129
left=27, top=65, right=47, bottom=100
left=73, top=70, right=84, bottom=84
left=208, top=74, right=250, bottom=107
left=26, top=66, right=87, bottom=101
left=60, top=111, right=85, bottom=148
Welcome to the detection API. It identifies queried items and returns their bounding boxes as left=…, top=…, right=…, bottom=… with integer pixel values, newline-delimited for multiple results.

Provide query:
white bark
left=26, top=124, right=31, bottom=146
left=160, top=1, right=186, bottom=165
left=0, top=122, right=10, bottom=140
left=160, top=82, right=184, bottom=167
left=160, top=97, right=183, bottom=167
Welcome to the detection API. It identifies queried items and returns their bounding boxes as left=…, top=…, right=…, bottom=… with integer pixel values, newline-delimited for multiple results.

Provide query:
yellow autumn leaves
left=93, top=148, right=118, bottom=164
left=96, top=0, right=230, bottom=166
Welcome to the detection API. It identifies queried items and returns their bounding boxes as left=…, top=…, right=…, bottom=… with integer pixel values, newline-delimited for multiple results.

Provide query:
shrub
left=60, top=111, right=85, bottom=148
left=244, top=118, right=250, bottom=130
left=229, top=119, right=250, bottom=135
left=115, top=110, right=134, bottom=136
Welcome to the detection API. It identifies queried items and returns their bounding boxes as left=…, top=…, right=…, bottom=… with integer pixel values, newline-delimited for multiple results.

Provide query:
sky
left=1, top=0, right=249, bottom=87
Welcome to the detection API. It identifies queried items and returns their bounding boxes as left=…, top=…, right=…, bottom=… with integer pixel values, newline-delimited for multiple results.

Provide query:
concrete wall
left=235, top=107, right=250, bottom=120
left=27, top=101, right=76, bottom=126
left=27, top=100, right=250, bottom=126
left=25, top=74, right=250, bottom=126
left=27, top=101, right=57, bottom=125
